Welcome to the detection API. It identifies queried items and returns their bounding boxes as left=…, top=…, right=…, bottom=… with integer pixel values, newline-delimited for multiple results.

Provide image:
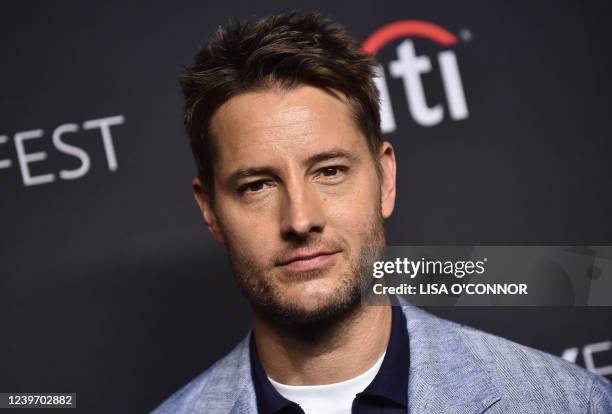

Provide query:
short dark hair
left=180, top=11, right=382, bottom=193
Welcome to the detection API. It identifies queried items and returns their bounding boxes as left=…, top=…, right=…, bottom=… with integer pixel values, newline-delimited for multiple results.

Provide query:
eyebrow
left=225, top=149, right=360, bottom=188
left=303, top=149, right=359, bottom=167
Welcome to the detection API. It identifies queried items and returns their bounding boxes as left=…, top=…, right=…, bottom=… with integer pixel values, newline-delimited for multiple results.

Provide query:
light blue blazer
left=152, top=305, right=612, bottom=413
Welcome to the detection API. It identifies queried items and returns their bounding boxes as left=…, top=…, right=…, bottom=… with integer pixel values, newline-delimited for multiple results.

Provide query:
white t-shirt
left=268, top=352, right=386, bottom=414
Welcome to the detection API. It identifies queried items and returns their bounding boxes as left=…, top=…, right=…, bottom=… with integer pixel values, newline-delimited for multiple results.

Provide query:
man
left=153, top=11, right=612, bottom=414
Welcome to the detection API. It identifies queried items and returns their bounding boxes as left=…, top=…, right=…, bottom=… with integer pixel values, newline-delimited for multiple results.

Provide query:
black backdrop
left=1, top=1, right=611, bottom=413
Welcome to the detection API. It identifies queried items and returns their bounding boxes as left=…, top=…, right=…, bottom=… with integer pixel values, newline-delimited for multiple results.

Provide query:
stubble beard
left=225, top=208, right=386, bottom=326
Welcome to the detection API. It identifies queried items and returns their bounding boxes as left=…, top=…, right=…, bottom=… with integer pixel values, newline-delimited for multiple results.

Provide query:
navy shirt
left=250, top=306, right=409, bottom=413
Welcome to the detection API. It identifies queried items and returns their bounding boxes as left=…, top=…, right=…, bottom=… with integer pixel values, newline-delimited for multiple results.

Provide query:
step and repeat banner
left=1, top=1, right=611, bottom=412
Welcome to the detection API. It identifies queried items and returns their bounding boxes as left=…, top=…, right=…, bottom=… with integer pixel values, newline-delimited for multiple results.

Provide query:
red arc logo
left=363, top=20, right=459, bottom=54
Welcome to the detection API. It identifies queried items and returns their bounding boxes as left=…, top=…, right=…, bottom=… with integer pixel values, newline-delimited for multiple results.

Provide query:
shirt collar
left=357, top=305, right=409, bottom=407
left=249, top=334, right=300, bottom=413
left=249, top=305, right=410, bottom=412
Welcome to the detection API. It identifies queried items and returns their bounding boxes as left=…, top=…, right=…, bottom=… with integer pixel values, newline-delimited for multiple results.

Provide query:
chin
left=291, top=290, right=337, bottom=312
left=282, top=277, right=344, bottom=304
left=269, top=281, right=361, bottom=325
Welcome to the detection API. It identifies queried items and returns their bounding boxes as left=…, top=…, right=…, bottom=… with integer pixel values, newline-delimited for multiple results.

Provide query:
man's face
left=194, top=85, right=396, bottom=323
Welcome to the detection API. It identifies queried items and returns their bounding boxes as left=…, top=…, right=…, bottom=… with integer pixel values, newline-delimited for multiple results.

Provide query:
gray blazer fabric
left=152, top=305, right=612, bottom=413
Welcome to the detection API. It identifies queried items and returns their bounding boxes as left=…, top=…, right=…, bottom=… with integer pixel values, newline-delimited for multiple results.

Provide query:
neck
left=252, top=301, right=392, bottom=385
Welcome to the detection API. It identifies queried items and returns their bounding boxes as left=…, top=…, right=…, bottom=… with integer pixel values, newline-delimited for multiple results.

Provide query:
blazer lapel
left=229, top=332, right=257, bottom=414
left=190, top=332, right=257, bottom=414
left=402, top=305, right=502, bottom=414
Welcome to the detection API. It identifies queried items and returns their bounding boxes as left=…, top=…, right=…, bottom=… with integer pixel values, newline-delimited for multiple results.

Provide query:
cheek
left=216, top=202, right=279, bottom=256
left=326, top=175, right=380, bottom=221
left=330, top=200, right=378, bottom=235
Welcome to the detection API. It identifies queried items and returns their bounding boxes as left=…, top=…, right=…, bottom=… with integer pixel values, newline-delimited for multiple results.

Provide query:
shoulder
left=402, top=305, right=612, bottom=412
left=150, top=335, right=254, bottom=414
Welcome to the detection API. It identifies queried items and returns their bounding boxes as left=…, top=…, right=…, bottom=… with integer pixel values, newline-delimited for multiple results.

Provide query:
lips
left=278, top=250, right=341, bottom=272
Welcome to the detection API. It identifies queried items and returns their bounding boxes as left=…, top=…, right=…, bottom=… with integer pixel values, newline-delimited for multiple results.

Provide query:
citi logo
left=363, top=20, right=469, bottom=131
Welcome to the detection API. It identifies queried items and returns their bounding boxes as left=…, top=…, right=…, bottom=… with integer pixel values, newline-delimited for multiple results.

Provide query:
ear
left=378, top=141, right=397, bottom=219
left=192, top=176, right=225, bottom=244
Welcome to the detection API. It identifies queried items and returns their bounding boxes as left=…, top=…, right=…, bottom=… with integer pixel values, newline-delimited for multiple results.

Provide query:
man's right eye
left=237, top=181, right=268, bottom=194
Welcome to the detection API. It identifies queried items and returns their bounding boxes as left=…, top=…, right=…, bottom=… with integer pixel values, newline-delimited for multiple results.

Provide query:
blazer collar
left=219, top=304, right=501, bottom=414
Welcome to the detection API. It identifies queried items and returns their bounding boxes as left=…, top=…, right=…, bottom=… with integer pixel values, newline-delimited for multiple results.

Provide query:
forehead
left=209, top=85, right=368, bottom=174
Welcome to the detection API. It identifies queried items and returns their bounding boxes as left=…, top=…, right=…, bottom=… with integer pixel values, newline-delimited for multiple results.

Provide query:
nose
left=280, top=180, right=325, bottom=240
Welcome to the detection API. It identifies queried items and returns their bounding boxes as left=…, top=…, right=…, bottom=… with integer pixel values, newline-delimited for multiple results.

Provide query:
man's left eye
left=316, top=166, right=347, bottom=180
left=321, top=167, right=339, bottom=176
